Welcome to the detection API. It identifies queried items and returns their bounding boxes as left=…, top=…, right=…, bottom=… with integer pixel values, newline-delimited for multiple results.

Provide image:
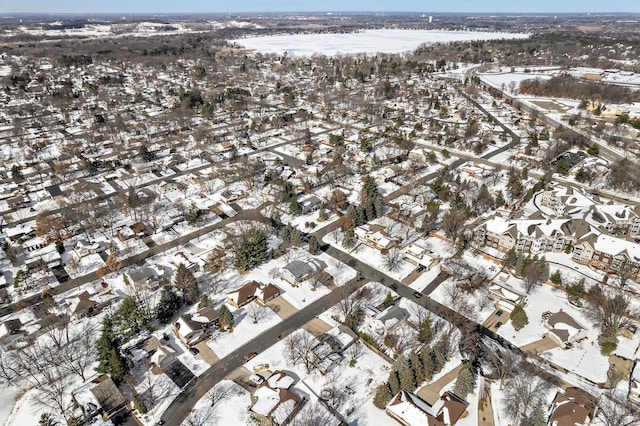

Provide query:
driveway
left=483, top=308, right=509, bottom=330
left=194, top=341, right=219, bottom=365
left=478, top=380, right=495, bottom=426
left=266, top=296, right=299, bottom=319
left=303, top=318, right=333, bottom=336
left=519, top=334, right=560, bottom=355
left=416, top=364, right=464, bottom=405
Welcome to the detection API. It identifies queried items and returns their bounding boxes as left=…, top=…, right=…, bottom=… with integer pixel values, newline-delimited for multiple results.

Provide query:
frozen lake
left=230, top=29, right=529, bottom=56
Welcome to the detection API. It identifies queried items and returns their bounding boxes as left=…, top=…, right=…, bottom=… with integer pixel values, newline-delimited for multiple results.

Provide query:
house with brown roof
left=547, top=387, right=596, bottom=426
left=386, top=390, right=468, bottom=426
left=226, top=281, right=281, bottom=308
left=71, top=374, right=127, bottom=422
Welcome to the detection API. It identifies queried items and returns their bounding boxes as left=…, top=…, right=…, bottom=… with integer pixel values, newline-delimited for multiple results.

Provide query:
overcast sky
left=1, top=0, right=638, bottom=14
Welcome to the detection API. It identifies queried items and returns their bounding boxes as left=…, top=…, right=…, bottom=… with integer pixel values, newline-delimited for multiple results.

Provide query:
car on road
left=189, top=347, right=199, bottom=356
left=495, top=310, right=503, bottom=316
left=390, top=283, right=398, bottom=291
left=413, top=291, right=423, bottom=298
left=244, top=352, right=258, bottom=362
left=495, top=322, right=503, bottom=329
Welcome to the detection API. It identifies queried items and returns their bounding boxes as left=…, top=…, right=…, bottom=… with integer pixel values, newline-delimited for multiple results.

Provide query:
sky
left=0, top=0, right=638, bottom=14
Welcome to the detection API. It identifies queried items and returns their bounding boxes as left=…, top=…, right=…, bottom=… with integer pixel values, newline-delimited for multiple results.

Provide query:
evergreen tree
left=289, top=228, right=302, bottom=246
left=96, top=315, right=130, bottom=384
left=495, top=190, right=506, bottom=207
left=362, top=175, right=379, bottom=202
left=510, top=305, right=529, bottom=331
left=156, top=285, right=182, bottom=324
left=524, top=404, right=547, bottom=426
left=503, top=248, right=518, bottom=268
left=453, top=365, right=474, bottom=398
left=234, top=229, right=269, bottom=271
left=382, top=292, right=395, bottom=309
left=400, top=367, right=416, bottom=391
left=409, top=351, right=425, bottom=385
left=432, top=341, right=447, bottom=374
left=342, top=228, right=355, bottom=249
left=308, top=235, right=319, bottom=255
left=219, top=304, right=234, bottom=331
left=418, top=316, right=433, bottom=344
left=550, top=270, right=562, bottom=286
left=373, top=384, right=393, bottom=408
left=175, top=263, right=200, bottom=304
left=420, top=347, right=434, bottom=380
left=388, top=370, right=400, bottom=396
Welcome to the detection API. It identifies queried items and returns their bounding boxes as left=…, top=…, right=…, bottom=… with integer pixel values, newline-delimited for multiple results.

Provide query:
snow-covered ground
left=245, top=328, right=394, bottom=425
left=231, top=29, right=529, bottom=56
left=207, top=303, right=282, bottom=358
left=181, top=380, right=251, bottom=426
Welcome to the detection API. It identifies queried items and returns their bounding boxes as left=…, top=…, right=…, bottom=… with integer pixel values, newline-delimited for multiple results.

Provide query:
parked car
left=495, top=322, right=503, bottom=328
left=249, top=374, right=265, bottom=385
left=390, top=283, right=398, bottom=291
left=244, top=352, right=258, bottom=362
left=413, top=291, right=423, bottom=298
left=415, top=265, right=426, bottom=273
left=189, top=347, right=199, bottom=356
left=495, top=310, right=503, bottom=316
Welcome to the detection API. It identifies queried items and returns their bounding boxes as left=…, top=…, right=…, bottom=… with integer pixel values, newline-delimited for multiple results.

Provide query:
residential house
left=547, top=387, right=596, bottom=426
left=386, top=391, right=468, bottom=426
left=404, top=242, right=439, bottom=269
left=250, top=370, right=301, bottom=426
left=488, top=282, right=528, bottom=311
left=306, top=339, right=343, bottom=375
left=299, top=195, right=323, bottom=214
left=172, top=306, right=219, bottom=347
left=67, top=291, right=98, bottom=318
left=371, top=304, right=410, bottom=336
left=71, top=374, right=127, bottom=422
left=227, top=281, right=260, bottom=308
left=543, top=310, right=589, bottom=347
left=150, top=344, right=176, bottom=371
left=281, top=260, right=313, bottom=286
left=355, top=224, right=400, bottom=253
left=227, top=281, right=281, bottom=308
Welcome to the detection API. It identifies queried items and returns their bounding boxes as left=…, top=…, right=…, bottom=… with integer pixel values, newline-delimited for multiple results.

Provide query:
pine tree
left=409, top=351, right=425, bottom=385
left=510, top=305, right=529, bottom=331
left=175, top=263, right=199, bottom=304
left=400, top=367, right=416, bottom=391
left=432, top=341, right=447, bottom=374
left=550, top=270, right=562, bottom=285
left=373, top=384, right=393, bottom=409
left=382, top=292, right=395, bottom=309
left=418, top=316, right=432, bottom=344
left=156, top=285, right=182, bottom=324
left=219, top=304, right=234, bottom=331
left=453, top=365, right=474, bottom=398
left=308, top=235, right=319, bottom=255
left=289, top=228, right=302, bottom=246
left=525, top=404, right=547, bottom=426
left=388, top=371, right=400, bottom=396
left=342, top=228, right=355, bottom=249
left=420, top=347, right=435, bottom=380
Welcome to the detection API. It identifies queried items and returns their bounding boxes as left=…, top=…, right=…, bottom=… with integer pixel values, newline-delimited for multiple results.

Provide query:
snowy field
left=182, top=380, right=251, bottom=426
left=231, top=29, right=529, bottom=56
